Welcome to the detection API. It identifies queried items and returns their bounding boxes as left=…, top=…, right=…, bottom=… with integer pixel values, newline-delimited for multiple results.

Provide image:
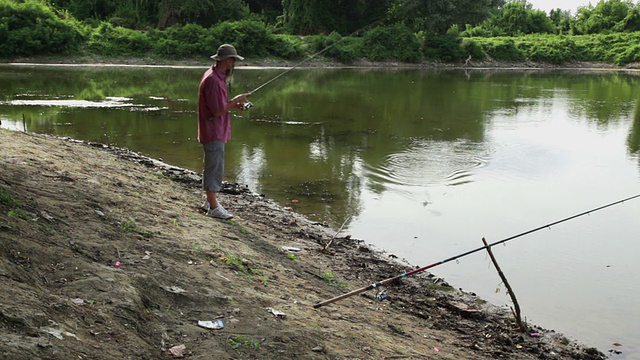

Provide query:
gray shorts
left=202, top=141, right=225, bottom=192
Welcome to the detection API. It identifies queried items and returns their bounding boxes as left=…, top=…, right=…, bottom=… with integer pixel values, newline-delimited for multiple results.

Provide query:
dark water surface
left=2, top=64, right=640, bottom=358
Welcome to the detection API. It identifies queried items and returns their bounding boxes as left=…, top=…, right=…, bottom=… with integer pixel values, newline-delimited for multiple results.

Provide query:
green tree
left=282, top=0, right=366, bottom=35
left=391, top=0, right=505, bottom=35
left=50, top=0, right=117, bottom=21
left=157, top=0, right=248, bottom=28
left=488, top=1, right=555, bottom=35
left=549, top=8, right=572, bottom=34
left=281, top=0, right=390, bottom=35
left=572, top=0, right=634, bottom=34
left=244, top=0, right=282, bottom=23
left=617, top=4, right=640, bottom=31
left=110, top=0, right=159, bottom=28
left=282, top=0, right=331, bottom=34
left=362, top=0, right=394, bottom=26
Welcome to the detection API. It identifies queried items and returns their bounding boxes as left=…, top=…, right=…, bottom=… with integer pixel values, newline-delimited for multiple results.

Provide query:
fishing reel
left=241, top=101, right=254, bottom=110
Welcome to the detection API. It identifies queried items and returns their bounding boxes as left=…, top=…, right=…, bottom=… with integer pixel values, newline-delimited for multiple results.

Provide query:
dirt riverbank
left=5, top=53, right=640, bottom=72
left=0, top=128, right=609, bottom=359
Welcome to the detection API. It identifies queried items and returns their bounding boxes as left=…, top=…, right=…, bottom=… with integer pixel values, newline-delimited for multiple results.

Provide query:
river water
left=1, top=64, right=639, bottom=358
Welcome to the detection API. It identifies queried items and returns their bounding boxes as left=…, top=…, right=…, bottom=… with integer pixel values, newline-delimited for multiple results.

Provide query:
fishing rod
left=313, top=193, right=640, bottom=308
left=240, top=28, right=370, bottom=111
left=240, top=1, right=418, bottom=110
left=239, top=38, right=336, bottom=110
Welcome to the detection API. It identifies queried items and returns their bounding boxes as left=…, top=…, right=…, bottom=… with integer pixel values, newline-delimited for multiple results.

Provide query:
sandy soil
left=0, top=128, right=610, bottom=359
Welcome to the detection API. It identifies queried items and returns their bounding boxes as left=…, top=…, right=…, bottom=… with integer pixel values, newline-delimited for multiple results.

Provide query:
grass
left=235, top=224, right=250, bottom=234
left=0, top=187, right=20, bottom=207
left=224, top=254, right=268, bottom=285
left=8, top=209, right=31, bottom=220
left=120, top=217, right=153, bottom=237
left=0, top=221, right=11, bottom=231
left=228, top=335, right=260, bottom=350
left=225, top=254, right=246, bottom=272
left=322, top=271, right=348, bottom=287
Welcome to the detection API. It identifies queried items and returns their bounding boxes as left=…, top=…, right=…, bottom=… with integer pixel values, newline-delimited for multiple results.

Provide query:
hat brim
left=210, top=54, right=244, bottom=61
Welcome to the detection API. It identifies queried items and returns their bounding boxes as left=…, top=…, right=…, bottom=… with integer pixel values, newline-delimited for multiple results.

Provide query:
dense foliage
left=0, top=0, right=86, bottom=56
left=470, top=32, right=640, bottom=65
left=49, top=0, right=250, bottom=28
left=2, top=0, right=640, bottom=66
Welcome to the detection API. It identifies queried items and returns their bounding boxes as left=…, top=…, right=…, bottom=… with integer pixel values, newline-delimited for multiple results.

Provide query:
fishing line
left=241, top=0, right=419, bottom=110
left=313, top=193, right=640, bottom=308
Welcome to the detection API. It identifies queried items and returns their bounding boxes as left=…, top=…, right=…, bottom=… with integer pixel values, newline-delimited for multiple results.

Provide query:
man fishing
left=197, top=43, right=250, bottom=219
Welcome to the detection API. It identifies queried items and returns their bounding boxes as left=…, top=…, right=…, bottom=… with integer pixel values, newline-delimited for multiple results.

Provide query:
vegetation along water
left=4, top=0, right=640, bottom=66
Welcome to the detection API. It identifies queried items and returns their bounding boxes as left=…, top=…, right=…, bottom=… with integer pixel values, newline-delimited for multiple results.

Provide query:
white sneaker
left=207, top=205, right=233, bottom=220
left=201, top=200, right=211, bottom=212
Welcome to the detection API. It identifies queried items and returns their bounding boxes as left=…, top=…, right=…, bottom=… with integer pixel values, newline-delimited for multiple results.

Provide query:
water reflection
left=2, top=65, right=640, bottom=227
left=628, top=98, right=640, bottom=156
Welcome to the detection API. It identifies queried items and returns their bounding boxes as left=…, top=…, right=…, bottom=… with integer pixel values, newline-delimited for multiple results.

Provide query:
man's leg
left=203, top=141, right=226, bottom=214
left=206, top=190, right=219, bottom=209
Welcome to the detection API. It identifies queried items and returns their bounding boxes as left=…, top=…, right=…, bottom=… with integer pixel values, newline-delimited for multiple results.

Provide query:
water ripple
left=365, top=141, right=489, bottom=189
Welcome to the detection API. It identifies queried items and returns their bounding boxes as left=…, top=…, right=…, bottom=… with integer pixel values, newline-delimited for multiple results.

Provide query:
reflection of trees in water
left=236, top=69, right=499, bottom=226
left=628, top=99, right=640, bottom=156
left=247, top=69, right=640, bottom=227
left=5, top=66, right=640, bottom=226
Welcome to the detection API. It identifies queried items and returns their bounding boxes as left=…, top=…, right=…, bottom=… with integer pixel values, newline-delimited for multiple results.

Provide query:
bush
left=86, top=22, right=152, bottom=56
left=362, top=24, right=422, bottom=63
left=423, top=34, right=466, bottom=62
left=83, top=19, right=304, bottom=60
left=153, top=23, right=218, bottom=58
left=462, top=24, right=502, bottom=38
left=324, top=36, right=362, bottom=63
left=306, top=32, right=363, bottom=63
left=213, top=20, right=272, bottom=58
left=612, top=42, right=640, bottom=65
left=0, top=0, right=86, bottom=57
left=480, top=38, right=526, bottom=61
left=461, top=39, right=486, bottom=61
left=522, top=36, right=581, bottom=64
left=307, top=32, right=341, bottom=53
left=266, top=34, right=305, bottom=60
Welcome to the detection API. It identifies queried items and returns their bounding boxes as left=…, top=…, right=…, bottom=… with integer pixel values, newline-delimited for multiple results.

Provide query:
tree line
left=2, top=0, right=640, bottom=65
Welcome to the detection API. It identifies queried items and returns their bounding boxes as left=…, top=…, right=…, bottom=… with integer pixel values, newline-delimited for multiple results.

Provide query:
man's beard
left=225, top=64, right=235, bottom=86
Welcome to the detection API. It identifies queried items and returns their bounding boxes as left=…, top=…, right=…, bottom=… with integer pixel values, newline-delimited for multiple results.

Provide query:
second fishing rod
left=313, top=193, right=640, bottom=308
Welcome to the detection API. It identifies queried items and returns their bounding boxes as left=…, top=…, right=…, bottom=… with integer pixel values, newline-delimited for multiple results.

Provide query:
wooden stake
left=323, top=216, right=351, bottom=251
left=482, top=237, right=527, bottom=332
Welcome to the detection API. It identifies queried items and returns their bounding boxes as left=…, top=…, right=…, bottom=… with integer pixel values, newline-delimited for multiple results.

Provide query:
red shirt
left=197, top=67, right=231, bottom=144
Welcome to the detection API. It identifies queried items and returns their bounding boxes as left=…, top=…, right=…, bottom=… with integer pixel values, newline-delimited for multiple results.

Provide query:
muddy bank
left=4, top=54, right=639, bottom=72
left=0, top=129, right=606, bottom=359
